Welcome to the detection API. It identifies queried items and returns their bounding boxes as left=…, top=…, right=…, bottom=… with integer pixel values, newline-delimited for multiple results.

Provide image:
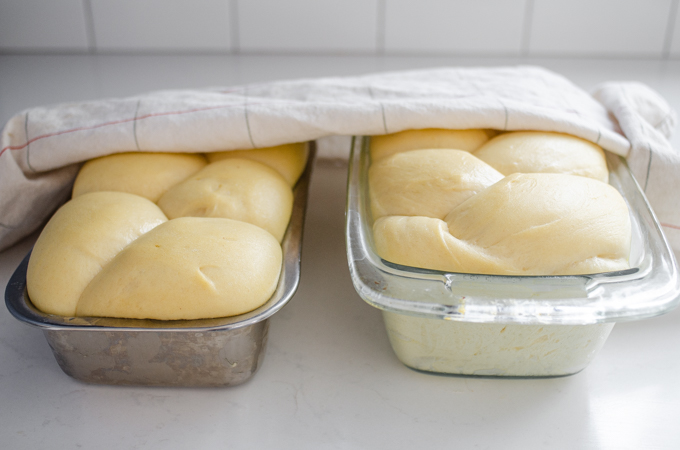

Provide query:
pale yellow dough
left=374, top=173, right=630, bottom=275
left=374, top=215, right=504, bottom=274
left=157, top=158, right=293, bottom=242
left=72, top=152, right=208, bottom=202
left=76, top=217, right=282, bottom=320
left=473, top=131, right=609, bottom=183
left=206, top=143, right=308, bottom=186
left=26, top=192, right=168, bottom=316
left=369, top=149, right=504, bottom=220
left=370, top=128, right=492, bottom=161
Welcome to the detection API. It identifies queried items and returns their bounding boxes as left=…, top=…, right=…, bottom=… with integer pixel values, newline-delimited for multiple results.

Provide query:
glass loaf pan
left=345, top=136, right=680, bottom=377
left=4, top=143, right=315, bottom=387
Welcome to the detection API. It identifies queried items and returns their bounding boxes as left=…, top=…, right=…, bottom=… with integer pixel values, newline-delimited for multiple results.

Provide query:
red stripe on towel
left=0, top=100, right=260, bottom=157
left=661, top=223, right=680, bottom=231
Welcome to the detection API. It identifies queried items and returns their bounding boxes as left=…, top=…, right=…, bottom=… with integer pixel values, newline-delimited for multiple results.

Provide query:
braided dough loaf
left=27, top=145, right=307, bottom=320
left=370, top=129, right=630, bottom=276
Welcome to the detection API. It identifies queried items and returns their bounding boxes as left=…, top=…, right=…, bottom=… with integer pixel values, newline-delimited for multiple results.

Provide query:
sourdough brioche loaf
left=374, top=173, right=630, bottom=275
left=370, top=130, right=631, bottom=276
left=28, top=146, right=306, bottom=320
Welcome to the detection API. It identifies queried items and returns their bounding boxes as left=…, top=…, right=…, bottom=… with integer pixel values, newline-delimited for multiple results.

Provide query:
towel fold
left=1, top=66, right=678, bottom=254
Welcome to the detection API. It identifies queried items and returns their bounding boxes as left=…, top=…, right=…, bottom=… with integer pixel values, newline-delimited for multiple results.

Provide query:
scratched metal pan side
left=41, top=320, right=270, bottom=386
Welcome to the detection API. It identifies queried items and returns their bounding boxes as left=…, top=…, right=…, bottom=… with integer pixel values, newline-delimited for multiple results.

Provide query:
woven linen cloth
left=1, top=66, right=678, bottom=254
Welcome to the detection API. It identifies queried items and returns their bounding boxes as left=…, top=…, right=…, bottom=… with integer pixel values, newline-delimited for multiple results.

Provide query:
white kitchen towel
left=593, top=82, right=680, bottom=255
left=0, top=66, right=678, bottom=253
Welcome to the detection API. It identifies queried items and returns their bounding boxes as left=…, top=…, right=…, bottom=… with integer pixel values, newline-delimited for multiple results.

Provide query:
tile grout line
left=82, top=0, right=97, bottom=53
left=662, top=0, right=679, bottom=58
left=520, top=0, right=535, bottom=56
left=230, top=0, right=240, bottom=54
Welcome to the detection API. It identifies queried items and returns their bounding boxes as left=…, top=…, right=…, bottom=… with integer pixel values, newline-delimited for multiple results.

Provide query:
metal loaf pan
left=5, top=143, right=315, bottom=387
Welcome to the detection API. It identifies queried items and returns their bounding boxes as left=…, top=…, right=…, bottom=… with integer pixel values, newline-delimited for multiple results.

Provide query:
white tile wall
left=90, top=0, right=231, bottom=51
left=530, top=0, right=672, bottom=56
left=384, top=0, right=527, bottom=54
left=1, top=0, right=680, bottom=58
left=237, top=0, right=378, bottom=52
left=670, top=0, right=680, bottom=57
left=0, top=0, right=89, bottom=51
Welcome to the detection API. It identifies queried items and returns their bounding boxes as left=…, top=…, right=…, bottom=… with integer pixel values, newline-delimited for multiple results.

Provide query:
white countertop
left=1, top=55, right=680, bottom=450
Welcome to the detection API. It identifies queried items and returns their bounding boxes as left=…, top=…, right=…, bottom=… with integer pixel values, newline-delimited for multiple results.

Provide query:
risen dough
left=206, top=143, right=308, bottom=186
left=157, top=158, right=293, bottom=242
left=369, top=149, right=504, bottom=220
left=374, top=173, right=630, bottom=275
left=370, top=128, right=492, bottom=161
left=27, top=192, right=168, bottom=316
left=473, top=131, right=609, bottom=183
left=374, top=215, right=504, bottom=274
left=76, top=217, right=282, bottom=320
left=72, top=152, right=207, bottom=202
